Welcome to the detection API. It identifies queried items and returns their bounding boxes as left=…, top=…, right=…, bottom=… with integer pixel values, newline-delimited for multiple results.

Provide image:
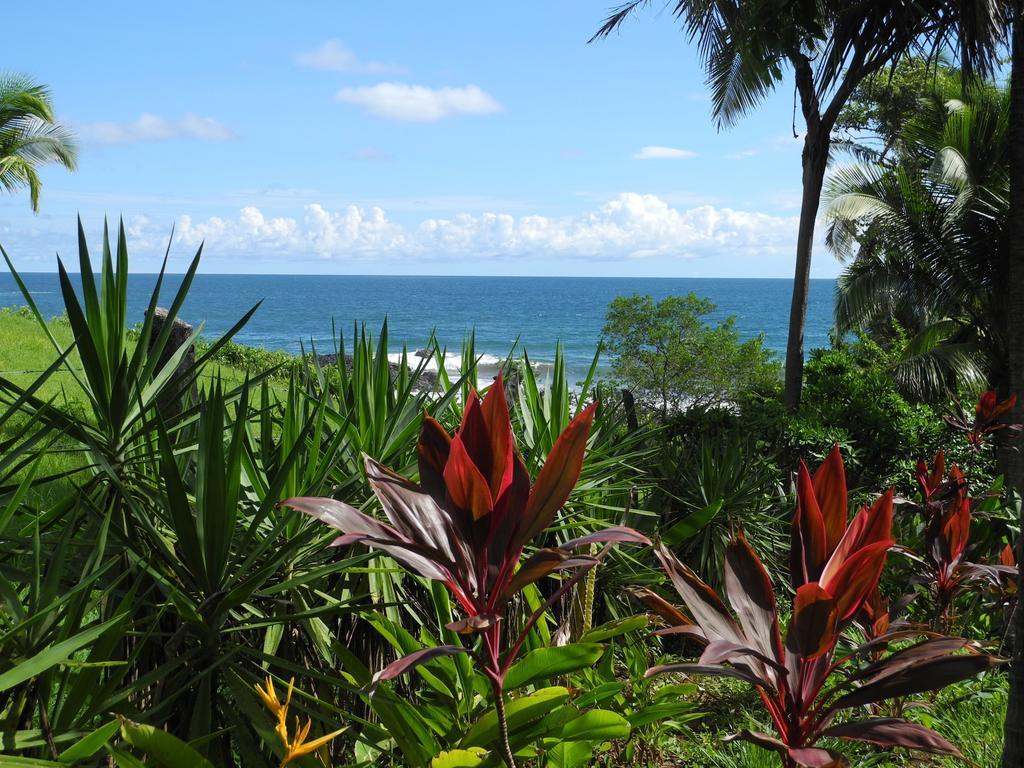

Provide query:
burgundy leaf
left=417, top=415, right=451, bottom=501
left=724, top=534, right=783, bottom=679
left=560, top=525, right=652, bottom=550
left=519, top=401, right=596, bottom=544
left=793, top=461, right=828, bottom=587
left=812, top=444, right=848, bottom=554
left=369, top=645, right=468, bottom=691
left=644, top=662, right=768, bottom=688
left=823, top=718, right=963, bottom=757
left=788, top=583, right=837, bottom=660
left=833, top=651, right=1003, bottom=709
left=722, top=730, right=788, bottom=753
left=364, top=456, right=470, bottom=575
left=851, top=637, right=974, bottom=682
left=655, top=543, right=746, bottom=648
left=824, top=540, right=893, bottom=622
left=787, top=746, right=848, bottom=767
left=699, top=639, right=787, bottom=676
left=626, top=586, right=692, bottom=627
left=499, top=547, right=571, bottom=599
left=478, top=373, right=515, bottom=500
left=444, top=435, right=494, bottom=521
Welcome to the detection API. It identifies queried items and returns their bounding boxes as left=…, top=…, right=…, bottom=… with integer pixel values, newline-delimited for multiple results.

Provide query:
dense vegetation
left=0, top=213, right=1018, bottom=767
left=2, top=3, right=1023, bottom=762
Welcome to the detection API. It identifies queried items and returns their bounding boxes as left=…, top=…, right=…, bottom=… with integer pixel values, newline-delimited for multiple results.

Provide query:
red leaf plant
left=642, top=446, right=1002, bottom=768
left=282, top=375, right=649, bottom=768
left=944, top=389, right=1021, bottom=449
left=907, top=455, right=1019, bottom=629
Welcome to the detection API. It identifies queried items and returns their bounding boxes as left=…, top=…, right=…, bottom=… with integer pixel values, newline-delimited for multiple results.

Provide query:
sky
left=0, top=1, right=839, bottom=278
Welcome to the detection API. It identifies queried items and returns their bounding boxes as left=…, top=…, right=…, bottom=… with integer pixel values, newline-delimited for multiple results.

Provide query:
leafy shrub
left=602, top=293, right=780, bottom=419
left=640, top=447, right=1003, bottom=767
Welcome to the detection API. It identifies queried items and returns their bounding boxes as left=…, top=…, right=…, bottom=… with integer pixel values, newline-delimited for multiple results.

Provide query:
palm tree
left=824, top=81, right=1008, bottom=401
left=0, top=72, right=77, bottom=212
left=591, top=0, right=1002, bottom=409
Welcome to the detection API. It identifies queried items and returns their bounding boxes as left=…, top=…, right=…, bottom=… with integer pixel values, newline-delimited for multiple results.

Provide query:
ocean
left=1, top=274, right=836, bottom=383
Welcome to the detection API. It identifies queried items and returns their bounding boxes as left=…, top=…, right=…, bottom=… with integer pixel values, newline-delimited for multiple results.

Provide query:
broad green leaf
left=559, top=709, right=630, bottom=741
left=431, top=748, right=489, bottom=767
left=58, top=720, right=120, bottom=762
left=544, top=739, right=598, bottom=768
left=118, top=718, right=215, bottom=768
left=504, top=644, right=605, bottom=691
left=580, top=615, right=648, bottom=643
left=460, top=687, right=570, bottom=748
left=663, top=500, right=723, bottom=545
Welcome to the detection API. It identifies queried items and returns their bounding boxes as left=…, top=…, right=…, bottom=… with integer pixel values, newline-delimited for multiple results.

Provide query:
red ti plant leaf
left=822, top=718, right=962, bottom=757
left=915, top=450, right=945, bottom=501
left=812, top=444, right=848, bottom=553
left=369, top=645, right=468, bottom=692
left=792, top=461, right=828, bottom=588
left=946, top=389, right=1021, bottom=448
left=638, top=447, right=999, bottom=768
left=788, top=584, right=837, bottom=661
left=282, top=374, right=648, bottom=768
left=1001, top=543, right=1016, bottom=567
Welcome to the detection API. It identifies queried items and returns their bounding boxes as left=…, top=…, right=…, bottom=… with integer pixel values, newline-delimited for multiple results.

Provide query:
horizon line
left=2, top=270, right=838, bottom=280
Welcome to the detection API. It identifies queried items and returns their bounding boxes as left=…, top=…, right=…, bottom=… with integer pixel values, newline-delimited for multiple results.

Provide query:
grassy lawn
left=0, top=306, right=284, bottom=497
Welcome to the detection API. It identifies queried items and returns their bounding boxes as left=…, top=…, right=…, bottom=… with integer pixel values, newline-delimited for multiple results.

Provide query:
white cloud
left=295, top=39, right=403, bottom=73
left=632, top=146, right=697, bottom=160
left=335, top=83, right=503, bottom=122
left=172, top=193, right=798, bottom=262
left=77, top=113, right=234, bottom=145
left=725, top=149, right=760, bottom=160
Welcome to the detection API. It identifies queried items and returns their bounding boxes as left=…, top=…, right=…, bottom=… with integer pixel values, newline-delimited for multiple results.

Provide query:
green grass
left=0, top=306, right=286, bottom=497
left=673, top=675, right=1009, bottom=767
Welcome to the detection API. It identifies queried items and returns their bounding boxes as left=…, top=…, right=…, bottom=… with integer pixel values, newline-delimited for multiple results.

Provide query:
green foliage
left=826, top=75, right=1009, bottom=400
left=602, top=293, right=779, bottom=419
left=193, top=337, right=297, bottom=380
left=0, top=220, right=1014, bottom=766
left=835, top=57, right=963, bottom=167
left=651, top=426, right=786, bottom=585
left=0, top=72, right=77, bottom=212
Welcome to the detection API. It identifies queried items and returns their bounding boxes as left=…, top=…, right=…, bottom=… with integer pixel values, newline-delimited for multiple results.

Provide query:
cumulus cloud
left=632, top=146, right=697, bottom=160
left=295, top=39, right=402, bottom=73
left=173, top=193, right=797, bottom=262
left=335, top=83, right=503, bottom=122
left=77, top=113, right=234, bottom=145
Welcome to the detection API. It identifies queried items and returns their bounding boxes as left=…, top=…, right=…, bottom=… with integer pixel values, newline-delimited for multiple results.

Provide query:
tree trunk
left=1002, top=5, right=1024, bottom=767
left=782, top=125, right=830, bottom=410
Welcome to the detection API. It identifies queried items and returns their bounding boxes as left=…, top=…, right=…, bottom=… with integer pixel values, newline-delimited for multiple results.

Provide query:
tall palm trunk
left=783, top=123, right=831, bottom=409
left=1001, top=4, right=1024, bottom=767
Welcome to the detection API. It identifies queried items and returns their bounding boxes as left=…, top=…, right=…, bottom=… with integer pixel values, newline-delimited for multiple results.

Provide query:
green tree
left=824, top=79, right=1008, bottom=401
left=602, top=293, right=779, bottom=419
left=592, top=0, right=1002, bottom=410
left=0, top=72, right=77, bottom=212
left=834, top=57, right=963, bottom=167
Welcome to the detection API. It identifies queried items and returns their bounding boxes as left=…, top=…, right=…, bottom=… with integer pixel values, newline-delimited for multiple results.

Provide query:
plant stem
left=492, top=679, right=517, bottom=768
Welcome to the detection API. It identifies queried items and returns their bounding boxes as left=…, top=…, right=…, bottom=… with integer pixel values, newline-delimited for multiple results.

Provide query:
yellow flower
left=255, top=676, right=344, bottom=767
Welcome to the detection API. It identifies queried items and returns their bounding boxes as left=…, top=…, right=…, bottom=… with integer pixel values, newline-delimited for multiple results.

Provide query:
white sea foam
left=387, top=350, right=551, bottom=378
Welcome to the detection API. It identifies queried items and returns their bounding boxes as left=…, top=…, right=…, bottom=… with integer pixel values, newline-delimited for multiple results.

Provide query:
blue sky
left=1, top=1, right=836, bottom=277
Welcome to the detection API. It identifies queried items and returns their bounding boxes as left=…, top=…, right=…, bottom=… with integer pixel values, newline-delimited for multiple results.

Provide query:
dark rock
left=146, top=307, right=197, bottom=421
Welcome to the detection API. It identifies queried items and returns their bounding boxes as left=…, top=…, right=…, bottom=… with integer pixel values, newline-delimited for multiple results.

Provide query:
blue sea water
left=0, top=274, right=835, bottom=382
